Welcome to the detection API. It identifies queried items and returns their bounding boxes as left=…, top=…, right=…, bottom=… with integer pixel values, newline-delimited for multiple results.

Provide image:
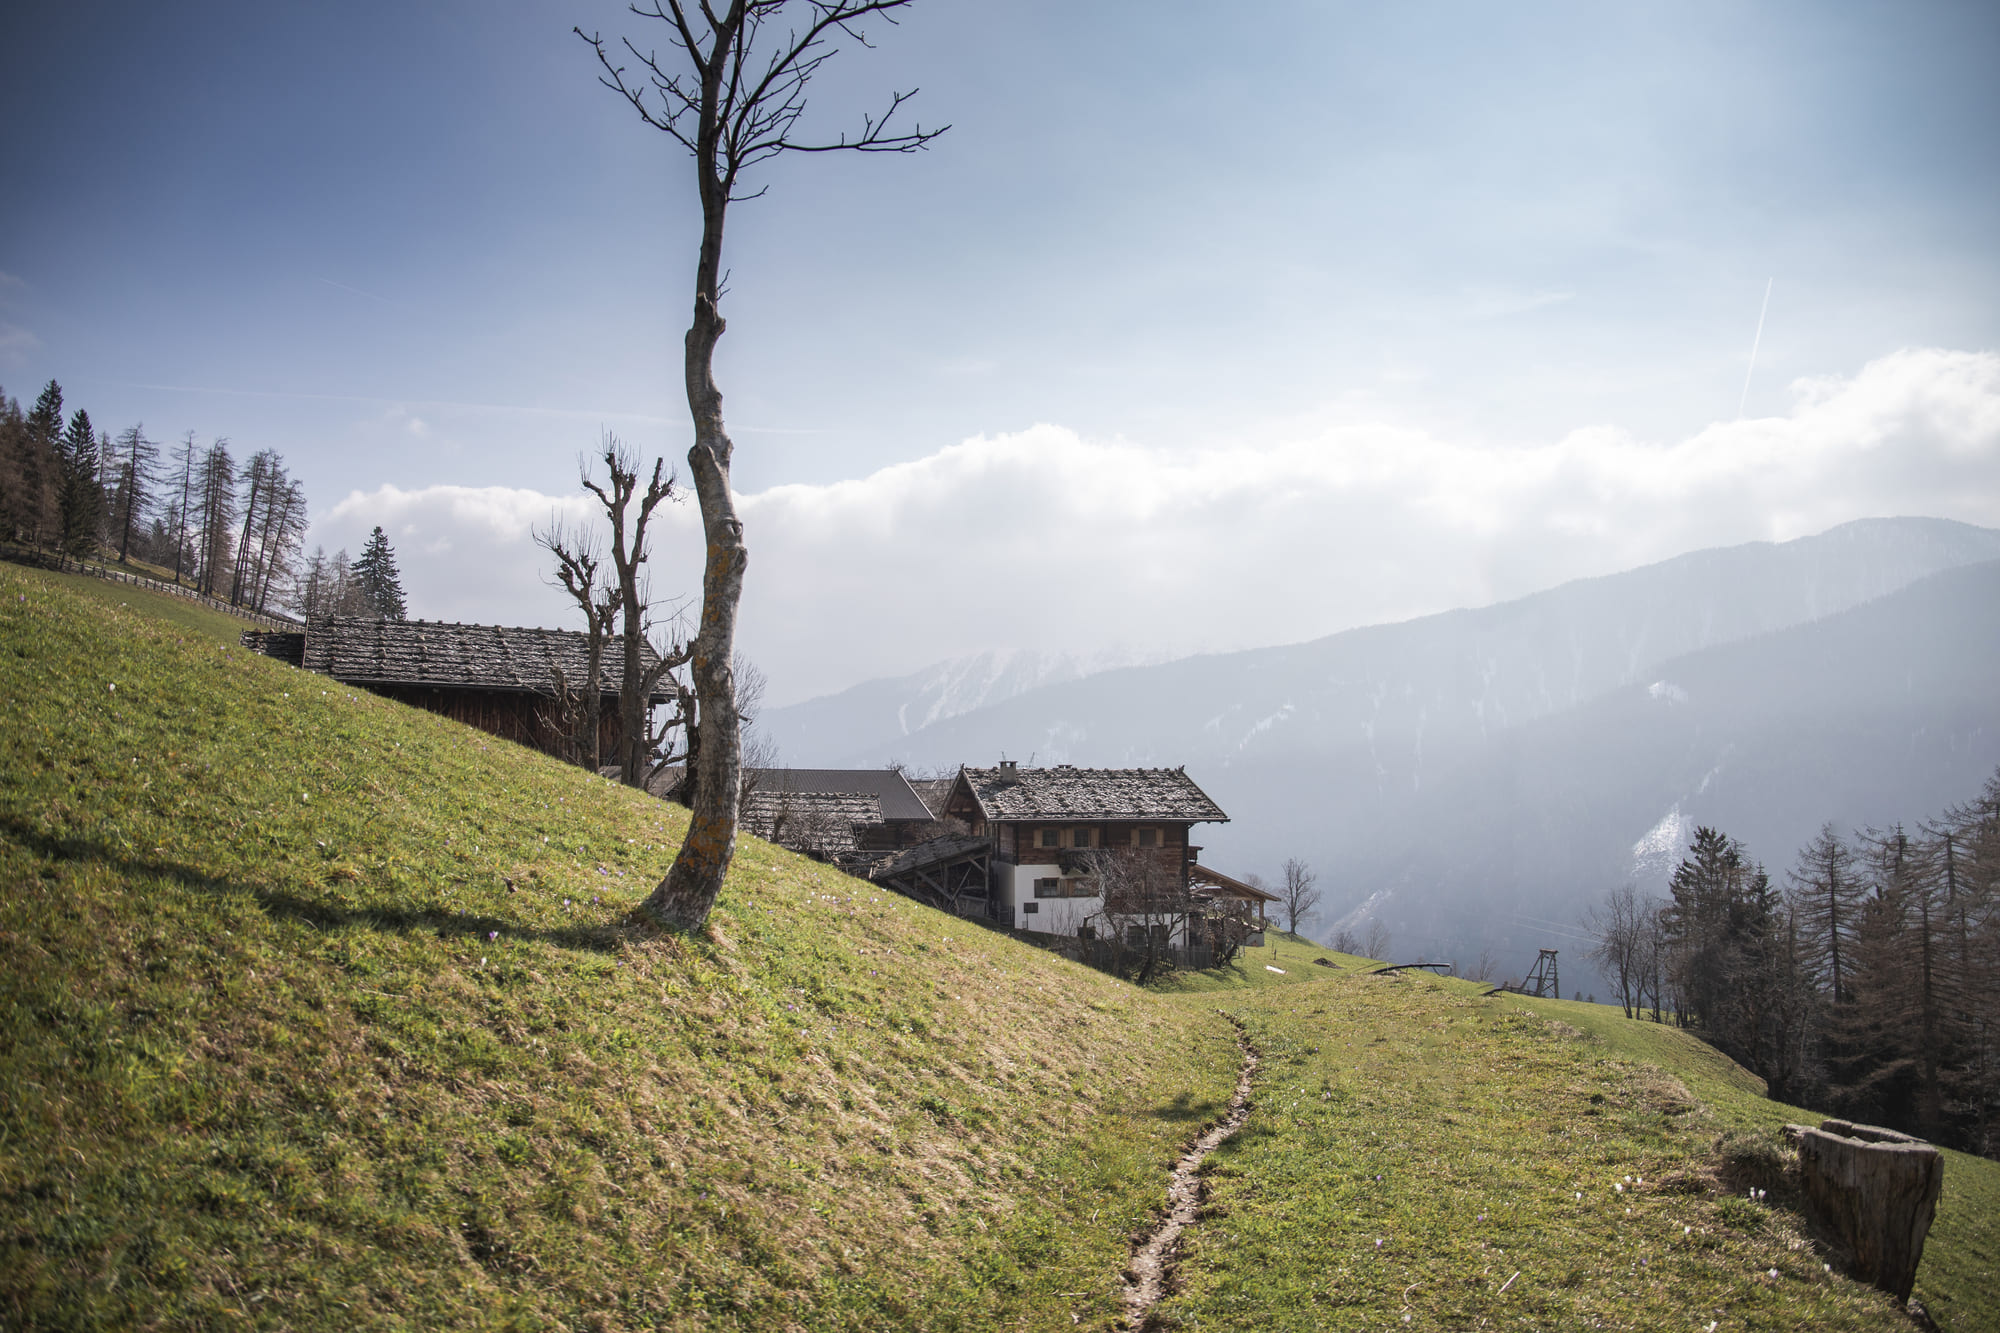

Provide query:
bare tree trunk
left=650, top=281, right=746, bottom=929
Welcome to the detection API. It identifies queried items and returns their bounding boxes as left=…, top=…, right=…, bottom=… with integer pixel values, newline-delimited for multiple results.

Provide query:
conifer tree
left=15, top=380, right=64, bottom=547
left=55, top=409, right=104, bottom=558
left=353, top=525, right=407, bottom=620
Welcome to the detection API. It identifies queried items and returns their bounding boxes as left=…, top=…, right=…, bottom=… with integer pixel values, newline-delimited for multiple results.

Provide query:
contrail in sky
left=1738, top=277, right=1773, bottom=418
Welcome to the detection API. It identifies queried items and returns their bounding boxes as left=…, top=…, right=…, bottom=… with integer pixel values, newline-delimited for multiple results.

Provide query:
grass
left=11, top=560, right=256, bottom=646
left=1154, top=931, right=1375, bottom=993
left=4, top=561, right=1993, bottom=1330
left=0, top=562, right=1241, bottom=1330
left=1506, top=993, right=2000, bottom=1333
left=1148, top=973, right=1998, bottom=1331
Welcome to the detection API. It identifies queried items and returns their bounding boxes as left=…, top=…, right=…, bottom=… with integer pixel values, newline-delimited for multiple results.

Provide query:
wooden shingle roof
left=750, top=768, right=935, bottom=822
left=956, top=765, right=1228, bottom=823
left=740, top=791, right=883, bottom=853
left=298, top=616, right=670, bottom=701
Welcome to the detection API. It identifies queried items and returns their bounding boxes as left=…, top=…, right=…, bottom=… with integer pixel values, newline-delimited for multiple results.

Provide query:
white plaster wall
left=999, top=862, right=1102, bottom=936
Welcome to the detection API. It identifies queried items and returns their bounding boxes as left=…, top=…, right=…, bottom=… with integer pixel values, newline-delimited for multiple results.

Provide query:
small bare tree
left=581, top=0, right=945, bottom=931
left=1086, top=851, right=1187, bottom=985
left=1280, top=857, right=1321, bottom=936
left=574, top=435, right=693, bottom=788
left=536, top=514, right=620, bottom=770
left=1363, top=919, right=1393, bottom=961
left=1584, top=883, right=1652, bottom=1019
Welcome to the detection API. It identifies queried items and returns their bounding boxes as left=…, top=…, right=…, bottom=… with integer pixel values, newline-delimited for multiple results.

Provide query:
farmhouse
left=932, top=762, right=1230, bottom=937
left=241, top=616, right=671, bottom=762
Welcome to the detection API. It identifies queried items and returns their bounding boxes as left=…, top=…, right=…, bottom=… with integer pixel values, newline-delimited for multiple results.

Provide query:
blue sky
left=3, top=1, right=1997, bottom=701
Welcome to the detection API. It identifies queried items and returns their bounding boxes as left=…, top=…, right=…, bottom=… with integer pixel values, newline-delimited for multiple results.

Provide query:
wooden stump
left=1785, top=1119, right=1944, bottom=1301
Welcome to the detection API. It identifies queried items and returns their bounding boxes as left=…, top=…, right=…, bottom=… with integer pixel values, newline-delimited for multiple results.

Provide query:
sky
left=3, top=0, right=1997, bottom=705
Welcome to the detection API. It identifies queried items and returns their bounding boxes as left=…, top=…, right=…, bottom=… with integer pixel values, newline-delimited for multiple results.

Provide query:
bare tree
left=1279, top=857, right=1321, bottom=936
left=109, top=424, right=158, bottom=564
left=536, top=513, right=620, bottom=771
left=581, top=0, right=945, bottom=931
left=1584, top=883, right=1651, bottom=1019
left=1086, top=850, right=1186, bottom=985
left=1362, top=919, right=1392, bottom=961
left=573, top=436, right=693, bottom=788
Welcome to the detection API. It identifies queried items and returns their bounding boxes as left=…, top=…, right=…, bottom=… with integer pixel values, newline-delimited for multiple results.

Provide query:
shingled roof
left=740, top=790, right=883, bottom=853
left=749, top=768, right=935, bottom=822
left=956, top=765, right=1228, bottom=823
left=296, top=616, right=670, bottom=701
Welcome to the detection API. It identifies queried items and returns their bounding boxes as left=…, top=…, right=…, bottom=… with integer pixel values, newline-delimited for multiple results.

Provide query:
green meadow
left=2, top=562, right=1993, bottom=1330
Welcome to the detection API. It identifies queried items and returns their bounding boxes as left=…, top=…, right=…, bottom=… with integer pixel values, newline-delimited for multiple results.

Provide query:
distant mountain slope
left=809, top=516, right=2000, bottom=777
left=760, top=647, right=1165, bottom=766
left=771, top=517, right=2000, bottom=980
left=1335, top=556, right=2000, bottom=976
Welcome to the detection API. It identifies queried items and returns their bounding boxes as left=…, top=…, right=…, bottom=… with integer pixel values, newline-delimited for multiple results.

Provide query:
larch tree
left=580, top=0, right=945, bottom=930
left=110, top=424, right=159, bottom=564
left=17, top=381, right=64, bottom=548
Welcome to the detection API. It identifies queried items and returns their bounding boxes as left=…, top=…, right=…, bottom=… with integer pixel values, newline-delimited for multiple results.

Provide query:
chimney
left=998, top=759, right=1018, bottom=781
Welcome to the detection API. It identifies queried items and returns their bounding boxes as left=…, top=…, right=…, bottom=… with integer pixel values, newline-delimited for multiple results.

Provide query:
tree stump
left=1785, top=1119, right=1944, bottom=1301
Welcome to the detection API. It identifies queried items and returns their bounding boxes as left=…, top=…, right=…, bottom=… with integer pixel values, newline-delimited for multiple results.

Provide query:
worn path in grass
left=1140, top=971, right=1996, bottom=1332
left=1121, top=1017, right=1259, bottom=1329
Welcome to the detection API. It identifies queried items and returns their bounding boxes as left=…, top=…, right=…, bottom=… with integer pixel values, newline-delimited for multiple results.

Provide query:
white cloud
left=308, top=347, right=2000, bottom=706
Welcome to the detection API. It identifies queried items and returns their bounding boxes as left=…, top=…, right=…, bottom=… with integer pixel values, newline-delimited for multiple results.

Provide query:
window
left=1034, top=877, right=1061, bottom=898
left=1071, top=827, right=1092, bottom=848
left=1023, top=901, right=1039, bottom=914
left=1136, top=827, right=1159, bottom=847
left=1040, top=828, right=1061, bottom=849
left=1067, top=877, right=1100, bottom=898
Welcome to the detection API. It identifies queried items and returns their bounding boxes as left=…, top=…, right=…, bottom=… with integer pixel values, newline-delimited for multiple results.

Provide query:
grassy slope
left=1154, top=932, right=1373, bottom=993
left=0, top=563, right=1241, bottom=1330
left=6, top=563, right=1993, bottom=1331
left=1152, top=974, right=1997, bottom=1331
left=1507, top=994, right=2000, bottom=1333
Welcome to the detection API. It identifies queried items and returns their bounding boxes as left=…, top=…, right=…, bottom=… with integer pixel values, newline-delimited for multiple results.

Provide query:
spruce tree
left=56, top=409, right=104, bottom=558
left=353, top=525, right=407, bottom=620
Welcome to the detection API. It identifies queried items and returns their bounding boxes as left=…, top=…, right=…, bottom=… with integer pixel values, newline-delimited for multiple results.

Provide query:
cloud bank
left=313, top=347, right=2000, bottom=706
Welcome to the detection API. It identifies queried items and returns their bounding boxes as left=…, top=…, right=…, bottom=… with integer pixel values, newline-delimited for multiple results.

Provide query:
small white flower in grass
left=108, top=683, right=116, bottom=692
left=1684, top=1225, right=1692, bottom=1234
left=1768, top=1268, right=1778, bottom=1278
left=1615, top=1182, right=1624, bottom=1193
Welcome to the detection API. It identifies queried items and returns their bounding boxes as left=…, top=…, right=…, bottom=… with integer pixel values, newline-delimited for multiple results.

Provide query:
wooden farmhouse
left=241, top=616, right=671, bottom=762
left=926, top=762, right=1231, bottom=942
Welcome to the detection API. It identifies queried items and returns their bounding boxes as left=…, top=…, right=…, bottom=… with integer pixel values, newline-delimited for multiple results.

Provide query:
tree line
left=1, top=378, right=406, bottom=621
left=1586, top=768, right=2000, bottom=1159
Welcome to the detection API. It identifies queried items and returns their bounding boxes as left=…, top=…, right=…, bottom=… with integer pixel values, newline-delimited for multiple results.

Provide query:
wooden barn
left=242, top=617, right=671, bottom=761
